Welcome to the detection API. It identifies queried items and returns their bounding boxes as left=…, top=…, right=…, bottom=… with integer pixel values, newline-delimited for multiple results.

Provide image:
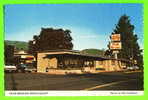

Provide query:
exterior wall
left=121, top=61, right=127, bottom=69
left=95, top=61, right=104, bottom=68
left=37, top=52, right=57, bottom=72
left=37, top=53, right=49, bottom=72
left=95, top=60, right=126, bottom=71
left=106, top=60, right=123, bottom=71
left=110, top=60, right=120, bottom=71
left=116, top=60, right=122, bottom=70
left=48, top=58, right=57, bottom=68
left=104, top=60, right=109, bottom=71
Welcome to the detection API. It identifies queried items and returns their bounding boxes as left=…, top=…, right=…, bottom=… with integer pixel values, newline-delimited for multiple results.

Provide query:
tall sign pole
left=109, top=34, right=121, bottom=59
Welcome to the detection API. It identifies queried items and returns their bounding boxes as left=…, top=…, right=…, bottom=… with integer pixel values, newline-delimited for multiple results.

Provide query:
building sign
left=110, top=42, right=121, bottom=50
left=111, top=34, right=120, bottom=41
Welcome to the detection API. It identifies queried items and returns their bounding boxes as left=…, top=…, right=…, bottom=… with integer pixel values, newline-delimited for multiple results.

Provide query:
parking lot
left=5, top=71, right=143, bottom=90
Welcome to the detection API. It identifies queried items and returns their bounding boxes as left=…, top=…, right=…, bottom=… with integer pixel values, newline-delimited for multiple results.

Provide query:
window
left=99, top=61, right=103, bottom=65
left=111, top=60, right=115, bottom=65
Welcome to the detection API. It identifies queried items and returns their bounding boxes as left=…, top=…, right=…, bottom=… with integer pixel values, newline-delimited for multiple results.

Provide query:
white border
left=5, top=91, right=144, bottom=96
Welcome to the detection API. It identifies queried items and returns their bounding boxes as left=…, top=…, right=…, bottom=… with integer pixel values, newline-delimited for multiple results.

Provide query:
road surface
left=5, top=71, right=143, bottom=90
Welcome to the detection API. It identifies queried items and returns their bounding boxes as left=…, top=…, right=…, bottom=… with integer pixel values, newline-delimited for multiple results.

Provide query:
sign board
left=111, top=34, right=120, bottom=41
left=110, top=42, right=122, bottom=50
left=112, top=50, right=119, bottom=54
left=21, top=55, right=26, bottom=58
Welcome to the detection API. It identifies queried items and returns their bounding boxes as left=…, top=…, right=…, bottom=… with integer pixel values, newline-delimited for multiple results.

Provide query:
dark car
left=16, top=64, right=26, bottom=73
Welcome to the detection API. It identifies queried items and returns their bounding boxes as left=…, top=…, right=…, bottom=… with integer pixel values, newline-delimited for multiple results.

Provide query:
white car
left=133, top=66, right=139, bottom=70
left=127, top=66, right=139, bottom=71
left=5, top=65, right=17, bottom=72
left=25, top=67, right=37, bottom=73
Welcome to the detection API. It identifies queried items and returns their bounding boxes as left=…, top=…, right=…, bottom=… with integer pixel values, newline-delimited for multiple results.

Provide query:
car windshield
left=20, top=64, right=27, bottom=67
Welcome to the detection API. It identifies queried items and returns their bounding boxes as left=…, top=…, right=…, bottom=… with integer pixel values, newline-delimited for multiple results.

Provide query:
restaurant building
left=37, top=50, right=129, bottom=74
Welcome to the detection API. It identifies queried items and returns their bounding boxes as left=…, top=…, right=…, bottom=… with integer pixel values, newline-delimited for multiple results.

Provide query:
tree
left=28, top=27, right=73, bottom=55
left=104, top=49, right=113, bottom=57
left=4, top=42, right=15, bottom=64
left=107, top=15, right=143, bottom=68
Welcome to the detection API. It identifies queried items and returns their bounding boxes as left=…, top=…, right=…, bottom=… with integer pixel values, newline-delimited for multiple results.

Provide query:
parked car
left=127, top=66, right=139, bottom=71
left=16, top=64, right=26, bottom=73
left=127, top=67, right=133, bottom=71
left=25, top=67, right=37, bottom=73
left=24, top=63, right=37, bottom=73
left=5, top=64, right=17, bottom=72
left=133, top=66, right=139, bottom=70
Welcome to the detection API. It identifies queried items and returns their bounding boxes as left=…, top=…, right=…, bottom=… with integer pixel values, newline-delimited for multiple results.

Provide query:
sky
left=4, top=4, right=143, bottom=50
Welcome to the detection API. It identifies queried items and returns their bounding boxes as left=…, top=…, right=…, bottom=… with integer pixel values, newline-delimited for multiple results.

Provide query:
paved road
left=5, top=71, right=143, bottom=90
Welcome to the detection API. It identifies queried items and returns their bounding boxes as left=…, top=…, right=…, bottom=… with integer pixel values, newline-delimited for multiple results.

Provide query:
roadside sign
left=111, top=34, right=120, bottom=41
left=110, top=42, right=122, bottom=50
left=112, top=50, right=119, bottom=54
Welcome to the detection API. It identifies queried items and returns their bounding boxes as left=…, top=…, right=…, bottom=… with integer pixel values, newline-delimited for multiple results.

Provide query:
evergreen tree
left=107, top=15, right=143, bottom=68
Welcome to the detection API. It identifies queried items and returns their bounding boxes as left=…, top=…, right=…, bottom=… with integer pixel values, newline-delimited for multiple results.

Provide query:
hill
left=5, top=40, right=28, bottom=50
left=80, top=48, right=105, bottom=56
